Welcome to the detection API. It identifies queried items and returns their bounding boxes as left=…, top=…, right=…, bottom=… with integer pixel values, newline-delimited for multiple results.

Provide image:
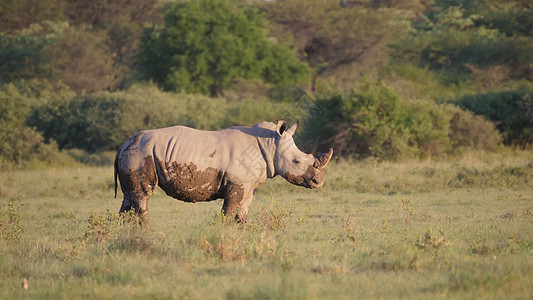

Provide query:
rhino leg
left=119, top=193, right=152, bottom=228
left=221, top=184, right=255, bottom=223
left=117, top=156, right=157, bottom=228
left=236, top=191, right=255, bottom=223
left=221, top=183, right=246, bottom=222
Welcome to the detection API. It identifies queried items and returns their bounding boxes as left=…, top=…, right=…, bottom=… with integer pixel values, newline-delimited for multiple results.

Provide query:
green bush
left=28, top=84, right=227, bottom=152
left=0, top=79, right=76, bottom=168
left=299, top=80, right=501, bottom=160
left=0, top=127, right=61, bottom=167
left=445, top=104, right=501, bottom=151
left=0, top=201, right=23, bottom=241
left=391, top=4, right=533, bottom=87
left=223, top=99, right=290, bottom=127
left=28, top=84, right=293, bottom=153
left=452, top=90, right=533, bottom=146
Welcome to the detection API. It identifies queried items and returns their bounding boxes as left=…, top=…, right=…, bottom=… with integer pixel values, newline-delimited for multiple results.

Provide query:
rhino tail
left=114, top=150, right=119, bottom=198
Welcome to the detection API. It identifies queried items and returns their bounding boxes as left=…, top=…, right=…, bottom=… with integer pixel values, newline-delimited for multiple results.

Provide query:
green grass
left=1, top=150, right=532, bottom=299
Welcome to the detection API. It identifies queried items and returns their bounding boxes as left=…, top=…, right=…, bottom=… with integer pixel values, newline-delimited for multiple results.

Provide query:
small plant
left=211, top=211, right=238, bottom=226
left=0, top=201, right=23, bottom=241
left=415, top=228, right=450, bottom=255
left=398, top=195, right=414, bottom=226
left=203, top=233, right=247, bottom=262
left=514, top=192, right=525, bottom=202
left=337, top=214, right=358, bottom=244
left=250, top=197, right=294, bottom=231
left=296, top=205, right=311, bottom=225
left=201, top=231, right=278, bottom=262
left=84, top=210, right=124, bottom=243
left=381, top=218, right=391, bottom=233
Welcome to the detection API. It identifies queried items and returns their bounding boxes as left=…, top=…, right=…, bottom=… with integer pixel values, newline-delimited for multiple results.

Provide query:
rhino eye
left=293, top=158, right=300, bottom=164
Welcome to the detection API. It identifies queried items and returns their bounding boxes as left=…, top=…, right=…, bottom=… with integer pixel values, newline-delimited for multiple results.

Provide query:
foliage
left=262, top=0, right=412, bottom=87
left=0, top=22, right=60, bottom=83
left=0, top=0, right=67, bottom=32
left=452, top=90, right=533, bottom=146
left=28, top=84, right=296, bottom=152
left=84, top=210, right=140, bottom=243
left=1, top=0, right=532, bottom=165
left=0, top=127, right=63, bottom=168
left=415, top=228, right=450, bottom=255
left=300, top=80, right=500, bottom=159
left=0, top=22, right=122, bottom=93
left=248, top=197, right=295, bottom=231
left=222, top=98, right=291, bottom=128
left=0, top=201, right=22, bottom=241
left=28, top=84, right=219, bottom=151
left=64, top=0, right=160, bottom=85
left=42, top=25, right=121, bottom=93
left=136, top=0, right=309, bottom=96
left=392, top=3, right=533, bottom=85
left=0, top=80, right=75, bottom=168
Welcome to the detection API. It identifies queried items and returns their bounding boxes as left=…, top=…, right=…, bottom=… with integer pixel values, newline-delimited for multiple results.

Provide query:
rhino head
left=273, top=119, right=333, bottom=189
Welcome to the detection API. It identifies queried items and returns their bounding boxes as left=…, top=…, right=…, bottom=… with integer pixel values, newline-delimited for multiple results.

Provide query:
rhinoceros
left=114, top=119, right=333, bottom=226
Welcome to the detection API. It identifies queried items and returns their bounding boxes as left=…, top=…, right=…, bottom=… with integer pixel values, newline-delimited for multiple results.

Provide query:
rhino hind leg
left=119, top=193, right=153, bottom=228
left=117, top=156, right=158, bottom=228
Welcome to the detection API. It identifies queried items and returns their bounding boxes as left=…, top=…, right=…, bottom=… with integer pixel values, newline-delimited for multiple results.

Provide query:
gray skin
left=114, top=119, right=333, bottom=227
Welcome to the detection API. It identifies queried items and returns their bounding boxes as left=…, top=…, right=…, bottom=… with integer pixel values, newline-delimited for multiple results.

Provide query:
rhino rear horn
left=286, top=119, right=299, bottom=136
left=314, top=148, right=333, bottom=169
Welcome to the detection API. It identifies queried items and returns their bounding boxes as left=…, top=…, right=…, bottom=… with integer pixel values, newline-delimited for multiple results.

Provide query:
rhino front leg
left=222, top=183, right=253, bottom=223
left=237, top=191, right=255, bottom=223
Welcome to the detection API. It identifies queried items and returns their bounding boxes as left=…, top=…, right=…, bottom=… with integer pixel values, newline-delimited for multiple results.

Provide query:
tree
left=261, top=0, right=412, bottom=88
left=0, top=22, right=121, bottom=93
left=0, top=22, right=58, bottom=83
left=0, top=0, right=66, bottom=33
left=42, top=25, right=121, bottom=93
left=136, top=0, right=309, bottom=96
left=65, top=0, right=160, bottom=85
left=391, top=2, right=533, bottom=86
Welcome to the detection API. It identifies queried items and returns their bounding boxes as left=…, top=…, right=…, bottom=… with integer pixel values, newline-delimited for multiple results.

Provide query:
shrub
left=29, top=83, right=299, bottom=153
left=0, top=201, right=23, bottom=241
left=445, top=104, right=501, bottom=151
left=84, top=210, right=124, bottom=243
left=0, top=79, right=75, bottom=168
left=223, top=99, right=290, bottom=127
left=299, top=80, right=501, bottom=159
left=452, top=90, right=533, bottom=146
left=0, top=127, right=62, bottom=167
left=28, top=84, right=227, bottom=151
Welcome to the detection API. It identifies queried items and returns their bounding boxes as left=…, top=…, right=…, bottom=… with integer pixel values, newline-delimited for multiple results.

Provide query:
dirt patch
left=158, top=161, right=224, bottom=202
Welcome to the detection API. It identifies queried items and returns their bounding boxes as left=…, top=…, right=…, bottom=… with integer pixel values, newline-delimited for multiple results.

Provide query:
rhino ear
left=276, top=119, right=288, bottom=136
left=286, top=119, right=299, bottom=136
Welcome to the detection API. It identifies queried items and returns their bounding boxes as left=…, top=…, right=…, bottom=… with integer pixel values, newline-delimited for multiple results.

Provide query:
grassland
left=0, top=150, right=532, bottom=299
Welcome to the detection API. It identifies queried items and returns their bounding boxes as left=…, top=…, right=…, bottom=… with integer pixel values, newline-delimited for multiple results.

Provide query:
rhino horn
left=314, top=148, right=333, bottom=170
left=286, top=119, right=299, bottom=136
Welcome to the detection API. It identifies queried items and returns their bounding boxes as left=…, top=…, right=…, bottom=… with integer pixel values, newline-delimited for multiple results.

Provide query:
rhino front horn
left=314, top=148, right=333, bottom=169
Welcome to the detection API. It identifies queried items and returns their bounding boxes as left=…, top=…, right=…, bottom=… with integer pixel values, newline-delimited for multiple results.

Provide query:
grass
left=0, top=150, right=532, bottom=299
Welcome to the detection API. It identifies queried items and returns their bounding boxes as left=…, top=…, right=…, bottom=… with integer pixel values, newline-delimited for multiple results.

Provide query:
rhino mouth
left=285, top=165, right=324, bottom=189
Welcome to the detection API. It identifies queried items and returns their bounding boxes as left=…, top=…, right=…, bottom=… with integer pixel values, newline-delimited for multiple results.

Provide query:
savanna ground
left=1, top=150, right=532, bottom=299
